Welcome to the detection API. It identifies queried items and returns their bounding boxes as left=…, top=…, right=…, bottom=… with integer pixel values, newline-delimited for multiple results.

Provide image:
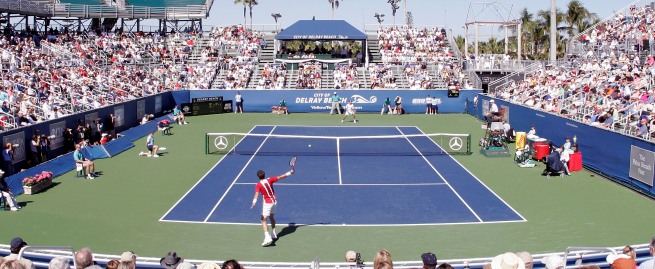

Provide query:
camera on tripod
left=355, top=253, right=364, bottom=268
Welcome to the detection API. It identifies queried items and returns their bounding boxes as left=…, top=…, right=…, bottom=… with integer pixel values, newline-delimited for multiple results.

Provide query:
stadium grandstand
left=1, top=0, right=655, bottom=269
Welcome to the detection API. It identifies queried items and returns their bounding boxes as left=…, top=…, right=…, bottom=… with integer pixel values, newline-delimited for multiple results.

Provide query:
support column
left=517, top=23, right=522, bottom=60
left=549, top=0, right=556, bottom=62
left=474, top=23, right=479, bottom=58
left=464, top=25, right=468, bottom=57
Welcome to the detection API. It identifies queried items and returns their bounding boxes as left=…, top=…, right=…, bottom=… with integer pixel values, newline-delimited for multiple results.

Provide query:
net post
left=467, top=134, right=472, bottom=155
left=205, top=133, right=208, bottom=154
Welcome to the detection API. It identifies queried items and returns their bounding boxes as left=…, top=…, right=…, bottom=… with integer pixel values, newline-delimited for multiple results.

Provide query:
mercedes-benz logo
left=449, top=137, right=463, bottom=150
left=214, top=136, right=229, bottom=150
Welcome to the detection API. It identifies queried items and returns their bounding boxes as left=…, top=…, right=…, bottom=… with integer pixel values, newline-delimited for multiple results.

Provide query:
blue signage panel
left=188, top=90, right=480, bottom=113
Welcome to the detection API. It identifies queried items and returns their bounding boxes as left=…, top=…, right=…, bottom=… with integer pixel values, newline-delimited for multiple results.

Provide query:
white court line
left=202, top=126, right=278, bottom=223
left=337, top=138, right=342, bottom=185
left=160, top=218, right=527, bottom=227
left=159, top=125, right=259, bottom=221
left=396, top=127, right=484, bottom=223
left=414, top=126, right=527, bottom=222
left=234, top=182, right=447, bottom=186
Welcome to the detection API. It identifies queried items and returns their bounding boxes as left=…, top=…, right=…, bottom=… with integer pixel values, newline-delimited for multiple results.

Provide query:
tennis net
left=205, top=132, right=471, bottom=156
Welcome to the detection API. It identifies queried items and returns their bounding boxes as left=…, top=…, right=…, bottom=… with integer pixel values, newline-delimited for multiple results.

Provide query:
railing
left=465, top=59, right=539, bottom=72
left=0, top=111, right=17, bottom=131
left=488, top=62, right=543, bottom=94
left=0, top=0, right=51, bottom=15
left=1, top=243, right=652, bottom=269
left=362, top=24, right=447, bottom=34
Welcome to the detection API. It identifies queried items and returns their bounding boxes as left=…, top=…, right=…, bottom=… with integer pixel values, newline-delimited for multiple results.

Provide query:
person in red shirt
left=250, top=168, right=295, bottom=246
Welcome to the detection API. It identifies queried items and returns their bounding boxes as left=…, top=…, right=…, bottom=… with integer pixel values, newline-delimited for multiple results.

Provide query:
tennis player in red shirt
left=251, top=168, right=295, bottom=246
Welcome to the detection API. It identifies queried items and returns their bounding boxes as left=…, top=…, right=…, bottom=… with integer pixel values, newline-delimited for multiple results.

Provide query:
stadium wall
left=0, top=93, right=176, bottom=194
left=178, top=89, right=481, bottom=113
left=473, top=95, right=655, bottom=197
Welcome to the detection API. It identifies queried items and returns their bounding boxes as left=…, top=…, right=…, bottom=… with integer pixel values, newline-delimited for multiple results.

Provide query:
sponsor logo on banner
left=3, top=132, right=25, bottom=163
left=49, top=121, right=66, bottom=149
left=629, top=145, right=655, bottom=186
left=294, top=92, right=379, bottom=111
left=351, top=95, right=377, bottom=104
left=412, top=98, right=442, bottom=104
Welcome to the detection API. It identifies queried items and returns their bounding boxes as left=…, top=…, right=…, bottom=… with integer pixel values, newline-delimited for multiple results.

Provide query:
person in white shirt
left=341, top=101, right=357, bottom=123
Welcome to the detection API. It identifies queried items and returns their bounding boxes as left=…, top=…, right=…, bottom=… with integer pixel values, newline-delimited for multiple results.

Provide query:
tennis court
left=161, top=126, right=525, bottom=225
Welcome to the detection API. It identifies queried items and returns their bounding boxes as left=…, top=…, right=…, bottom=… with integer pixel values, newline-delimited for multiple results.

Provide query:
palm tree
left=328, top=0, right=342, bottom=20
left=565, top=0, right=598, bottom=38
left=234, top=0, right=259, bottom=29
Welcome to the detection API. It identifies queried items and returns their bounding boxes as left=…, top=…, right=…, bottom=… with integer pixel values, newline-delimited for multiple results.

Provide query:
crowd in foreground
left=1, top=236, right=655, bottom=269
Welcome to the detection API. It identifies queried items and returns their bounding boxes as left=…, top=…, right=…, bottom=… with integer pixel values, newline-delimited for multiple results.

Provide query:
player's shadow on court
left=276, top=222, right=301, bottom=240
left=270, top=222, right=330, bottom=246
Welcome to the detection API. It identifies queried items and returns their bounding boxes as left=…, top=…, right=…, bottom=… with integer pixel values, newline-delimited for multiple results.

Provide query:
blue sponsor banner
left=188, top=90, right=481, bottom=113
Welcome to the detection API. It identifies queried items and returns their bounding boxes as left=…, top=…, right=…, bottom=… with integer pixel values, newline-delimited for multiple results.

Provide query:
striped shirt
left=255, top=176, right=281, bottom=203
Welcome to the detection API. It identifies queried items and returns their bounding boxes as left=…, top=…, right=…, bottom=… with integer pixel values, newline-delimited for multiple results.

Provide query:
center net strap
left=206, top=133, right=470, bottom=156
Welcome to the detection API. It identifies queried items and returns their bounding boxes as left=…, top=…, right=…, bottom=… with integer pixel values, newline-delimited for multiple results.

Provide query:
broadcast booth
left=273, top=20, right=369, bottom=68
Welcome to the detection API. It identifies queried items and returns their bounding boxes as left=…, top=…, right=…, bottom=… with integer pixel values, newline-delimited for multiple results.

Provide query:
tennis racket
left=289, top=156, right=297, bottom=169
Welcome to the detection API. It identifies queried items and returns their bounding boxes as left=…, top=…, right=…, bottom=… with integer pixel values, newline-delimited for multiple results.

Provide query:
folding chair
left=75, top=163, right=86, bottom=178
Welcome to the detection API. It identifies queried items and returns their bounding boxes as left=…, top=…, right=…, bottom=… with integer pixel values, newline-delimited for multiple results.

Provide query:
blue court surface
left=161, top=126, right=525, bottom=226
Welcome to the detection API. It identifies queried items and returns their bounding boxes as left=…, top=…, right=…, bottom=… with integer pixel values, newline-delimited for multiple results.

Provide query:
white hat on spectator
left=541, top=255, right=564, bottom=269
left=491, top=252, right=525, bottom=269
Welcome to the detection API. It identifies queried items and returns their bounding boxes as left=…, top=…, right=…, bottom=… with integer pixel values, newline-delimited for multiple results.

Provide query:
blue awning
left=275, top=20, right=367, bottom=40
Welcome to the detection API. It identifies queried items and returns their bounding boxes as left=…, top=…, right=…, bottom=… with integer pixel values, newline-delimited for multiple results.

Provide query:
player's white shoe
left=354, top=120, right=357, bottom=123
left=159, top=147, right=167, bottom=151
left=341, top=120, right=344, bottom=123
left=153, top=154, right=160, bottom=158
left=139, top=152, right=146, bottom=156
left=262, top=237, right=273, bottom=247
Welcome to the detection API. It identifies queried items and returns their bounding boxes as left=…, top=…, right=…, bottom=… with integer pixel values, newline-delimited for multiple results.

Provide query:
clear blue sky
left=203, top=0, right=637, bottom=36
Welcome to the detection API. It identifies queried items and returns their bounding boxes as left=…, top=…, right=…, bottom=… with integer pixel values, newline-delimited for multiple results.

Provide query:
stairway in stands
left=246, top=35, right=276, bottom=88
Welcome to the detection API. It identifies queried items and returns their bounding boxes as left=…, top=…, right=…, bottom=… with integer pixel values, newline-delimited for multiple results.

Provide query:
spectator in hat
left=197, top=263, right=220, bottom=269
left=161, top=252, right=184, bottom=269
left=373, top=249, right=393, bottom=269
left=330, top=92, right=342, bottom=115
left=421, top=252, right=438, bottom=269
left=516, top=252, right=533, bottom=269
left=5, top=238, right=34, bottom=269
left=541, top=255, right=564, bottom=269
left=491, top=252, right=525, bottom=269
left=177, top=262, right=195, bottom=269
left=638, top=237, right=655, bottom=269
left=0, top=170, right=20, bottom=211
left=119, top=251, right=136, bottom=269
left=221, top=260, right=242, bottom=269
left=49, top=257, right=70, bottom=269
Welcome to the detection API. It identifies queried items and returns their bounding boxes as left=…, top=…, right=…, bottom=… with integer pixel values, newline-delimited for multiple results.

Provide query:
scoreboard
left=180, top=96, right=233, bottom=116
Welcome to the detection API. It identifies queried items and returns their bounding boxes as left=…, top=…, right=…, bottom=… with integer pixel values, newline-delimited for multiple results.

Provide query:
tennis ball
left=308, top=144, right=312, bottom=148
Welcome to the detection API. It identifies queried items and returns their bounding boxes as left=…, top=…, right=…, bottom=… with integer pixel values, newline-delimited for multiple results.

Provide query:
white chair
left=75, top=163, right=85, bottom=178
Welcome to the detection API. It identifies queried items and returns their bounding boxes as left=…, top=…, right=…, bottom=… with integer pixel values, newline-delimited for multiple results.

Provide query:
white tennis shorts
left=262, top=202, right=277, bottom=217
left=345, top=110, right=355, bottom=115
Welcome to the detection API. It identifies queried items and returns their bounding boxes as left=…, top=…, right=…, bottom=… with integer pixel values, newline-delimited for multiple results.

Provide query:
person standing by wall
left=330, top=92, right=342, bottom=115
left=235, top=92, right=244, bottom=113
